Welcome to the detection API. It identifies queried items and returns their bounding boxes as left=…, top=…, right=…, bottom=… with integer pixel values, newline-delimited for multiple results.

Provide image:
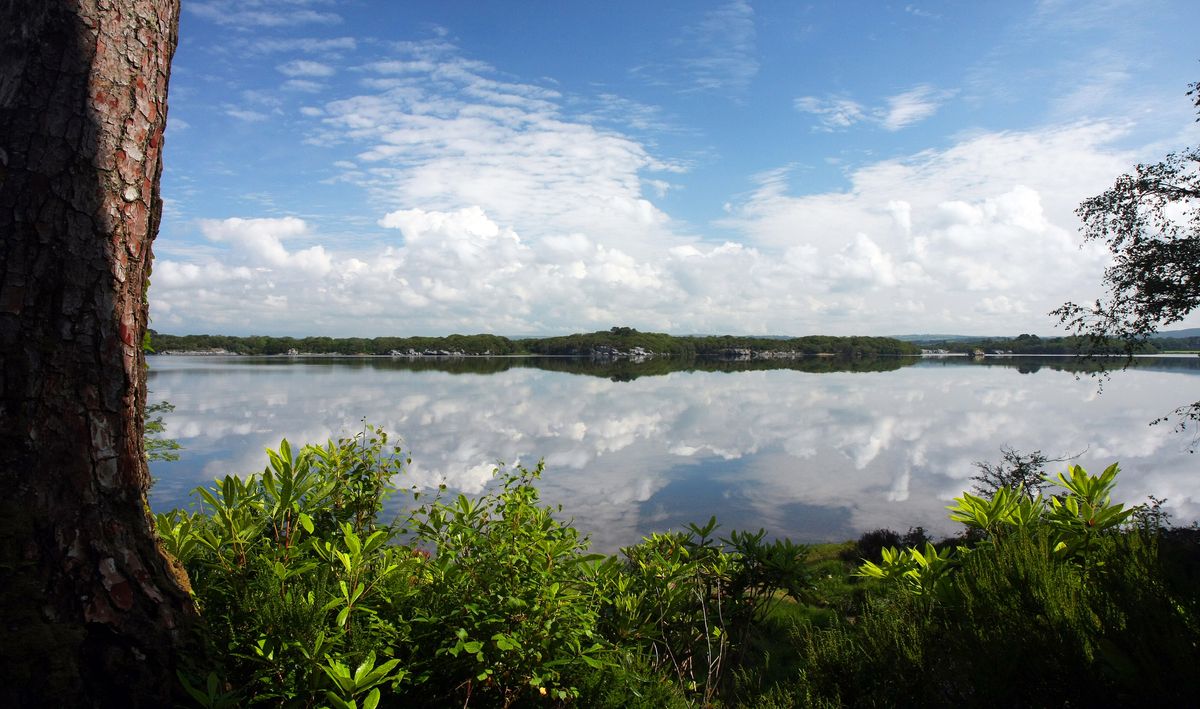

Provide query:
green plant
left=588, top=517, right=814, bottom=705
left=947, top=486, right=1042, bottom=536
left=1044, top=463, right=1138, bottom=564
left=160, top=429, right=418, bottom=706
left=321, top=650, right=405, bottom=709
left=854, top=543, right=956, bottom=605
left=593, top=521, right=736, bottom=704
left=309, top=423, right=409, bottom=534
left=145, top=399, right=183, bottom=463
left=177, top=671, right=239, bottom=709
left=158, top=432, right=1198, bottom=707
left=402, top=463, right=609, bottom=705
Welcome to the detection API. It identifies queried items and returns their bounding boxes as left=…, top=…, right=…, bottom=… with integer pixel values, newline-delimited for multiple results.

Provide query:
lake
left=147, top=354, right=1200, bottom=553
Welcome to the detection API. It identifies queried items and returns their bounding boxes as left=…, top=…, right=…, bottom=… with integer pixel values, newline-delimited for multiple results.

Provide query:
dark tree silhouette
left=0, top=1, right=192, bottom=704
left=1054, top=76, right=1200, bottom=444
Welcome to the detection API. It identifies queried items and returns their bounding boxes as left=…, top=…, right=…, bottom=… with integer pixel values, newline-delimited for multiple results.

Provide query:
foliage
left=854, top=543, right=956, bottom=604
left=774, top=464, right=1200, bottom=707
left=1054, top=145, right=1200, bottom=351
left=147, top=330, right=522, bottom=356
left=1052, top=77, right=1200, bottom=443
left=147, top=328, right=922, bottom=359
left=586, top=517, right=812, bottom=705
left=945, top=463, right=1137, bottom=568
left=158, top=426, right=418, bottom=706
left=145, top=399, right=182, bottom=463
left=143, top=330, right=183, bottom=464
left=947, top=486, right=1044, bottom=536
left=155, top=422, right=1200, bottom=708
left=399, top=464, right=609, bottom=705
left=162, top=427, right=818, bottom=706
left=914, top=332, right=1159, bottom=355
left=1043, top=463, right=1138, bottom=563
left=970, top=445, right=1061, bottom=498
left=841, top=527, right=930, bottom=565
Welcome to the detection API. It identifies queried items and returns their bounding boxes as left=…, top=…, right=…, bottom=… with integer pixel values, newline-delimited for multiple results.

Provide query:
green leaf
left=362, top=688, right=381, bottom=709
left=581, top=654, right=605, bottom=669
left=353, top=650, right=377, bottom=684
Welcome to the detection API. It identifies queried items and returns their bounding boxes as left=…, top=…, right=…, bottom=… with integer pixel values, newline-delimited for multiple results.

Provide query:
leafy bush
left=843, top=526, right=930, bottom=564
left=775, top=463, right=1200, bottom=707
left=159, top=435, right=1198, bottom=707
left=160, top=427, right=814, bottom=706
left=399, top=463, right=609, bottom=705
left=158, top=426, right=417, bottom=706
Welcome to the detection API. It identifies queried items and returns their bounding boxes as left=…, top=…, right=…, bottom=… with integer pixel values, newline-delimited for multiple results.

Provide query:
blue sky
left=153, top=0, right=1200, bottom=337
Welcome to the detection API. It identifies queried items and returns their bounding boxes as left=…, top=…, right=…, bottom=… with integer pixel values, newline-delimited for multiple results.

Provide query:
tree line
left=915, top=332, right=1198, bottom=355
left=147, top=327, right=923, bottom=357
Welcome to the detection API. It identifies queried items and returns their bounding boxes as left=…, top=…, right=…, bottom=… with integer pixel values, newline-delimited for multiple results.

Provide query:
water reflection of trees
left=918, top=355, right=1200, bottom=375
left=205, top=353, right=1200, bottom=381
left=216, top=354, right=920, bottom=379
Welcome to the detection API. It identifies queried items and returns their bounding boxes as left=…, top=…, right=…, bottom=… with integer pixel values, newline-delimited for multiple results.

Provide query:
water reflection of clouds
left=149, top=357, right=1200, bottom=553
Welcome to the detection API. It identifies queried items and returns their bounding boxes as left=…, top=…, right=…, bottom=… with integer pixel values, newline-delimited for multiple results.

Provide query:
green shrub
left=159, top=436, right=1198, bottom=707
left=164, top=429, right=821, bottom=706
left=399, top=463, right=609, bottom=705
left=780, top=464, right=1200, bottom=707
left=158, top=427, right=418, bottom=706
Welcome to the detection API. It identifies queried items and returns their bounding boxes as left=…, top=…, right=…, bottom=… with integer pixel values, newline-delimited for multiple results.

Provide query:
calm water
left=147, top=355, right=1200, bottom=552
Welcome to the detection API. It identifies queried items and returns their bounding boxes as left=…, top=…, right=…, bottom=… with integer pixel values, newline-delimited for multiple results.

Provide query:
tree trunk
left=0, top=1, right=193, bottom=705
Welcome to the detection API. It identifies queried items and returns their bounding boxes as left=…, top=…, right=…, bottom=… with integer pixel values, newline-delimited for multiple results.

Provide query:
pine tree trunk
left=0, top=1, right=193, bottom=705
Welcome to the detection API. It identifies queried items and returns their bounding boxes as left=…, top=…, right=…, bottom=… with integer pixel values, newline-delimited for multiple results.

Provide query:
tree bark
left=0, top=1, right=192, bottom=705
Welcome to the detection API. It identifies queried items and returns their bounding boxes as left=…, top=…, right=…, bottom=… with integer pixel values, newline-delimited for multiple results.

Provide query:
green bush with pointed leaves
left=160, top=427, right=811, bottom=706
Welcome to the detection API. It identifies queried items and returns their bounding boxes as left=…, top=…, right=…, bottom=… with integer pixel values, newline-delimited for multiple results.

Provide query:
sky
left=153, top=0, right=1200, bottom=337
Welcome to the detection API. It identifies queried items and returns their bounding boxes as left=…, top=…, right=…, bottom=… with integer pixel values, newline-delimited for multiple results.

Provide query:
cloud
left=281, top=79, right=326, bottom=93
left=631, top=0, right=759, bottom=94
left=155, top=209, right=664, bottom=334
left=277, top=59, right=336, bottom=77
left=148, top=354, right=1200, bottom=552
left=224, top=107, right=270, bottom=122
left=153, top=118, right=1154, bottom=337
left=580, top=94, right=681, bottom=134
left=681, top=0, right=759, bottom=92
left=305, top=39, right=685, bottom=261
left=187, top=1, right=342, bottom=28
left=793, top=95, right=867, bottom=130
left=881, top=85, right=945, bottom=131
left=716, top=122, right=1136, bottom=333
left=796, top=85, right=951, bottom=132
left=250, top=36, right=357, bottom=55
left=904, top=4, right=942, bottom=20
left=196, top=216, right=328, bottom=273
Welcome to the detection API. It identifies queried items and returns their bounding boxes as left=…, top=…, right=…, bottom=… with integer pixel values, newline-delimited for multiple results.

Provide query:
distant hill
left=1156, top=327, right=1200, bottom=339
left=890, top=334, right=1001, bottom=343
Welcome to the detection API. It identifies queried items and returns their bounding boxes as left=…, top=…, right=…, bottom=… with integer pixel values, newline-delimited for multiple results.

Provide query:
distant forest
left=147, top=328, right=1200, bottom=359
left=147, top=327, right=922, bottom=357
left=914, top=332, right=1200, bottom=355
